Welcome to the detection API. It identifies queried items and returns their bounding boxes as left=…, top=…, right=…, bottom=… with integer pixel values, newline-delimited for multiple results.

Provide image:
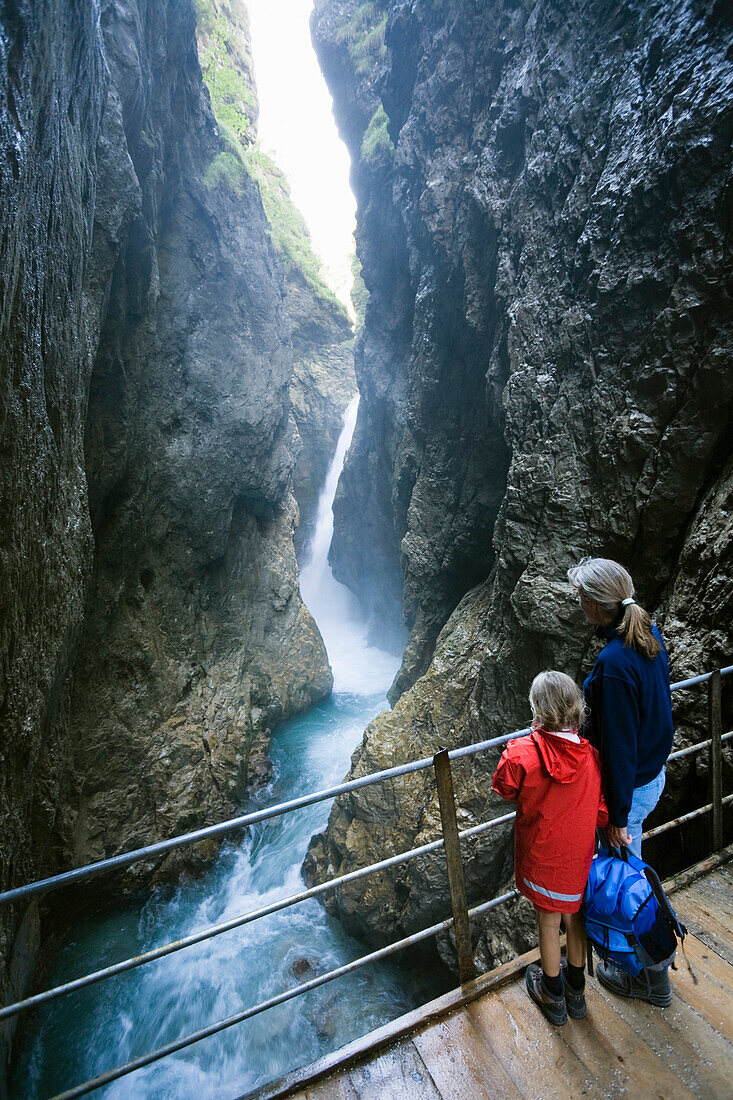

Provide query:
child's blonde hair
left=529, top=671, right=586, bottom=731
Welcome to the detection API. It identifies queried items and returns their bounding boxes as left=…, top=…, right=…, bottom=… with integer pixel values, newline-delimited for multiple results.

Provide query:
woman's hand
left=606, top=824, right=632, bottom=848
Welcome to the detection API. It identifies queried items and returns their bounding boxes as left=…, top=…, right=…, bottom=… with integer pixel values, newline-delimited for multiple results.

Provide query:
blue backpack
left=583, top=847, right=686, bottom=977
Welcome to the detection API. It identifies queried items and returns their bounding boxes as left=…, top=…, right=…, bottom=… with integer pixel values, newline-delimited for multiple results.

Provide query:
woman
left=567, top=556, right=674, bottom=1006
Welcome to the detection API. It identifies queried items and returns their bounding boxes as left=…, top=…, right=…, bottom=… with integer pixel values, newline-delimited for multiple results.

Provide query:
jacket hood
left=531, top=729, right=593, bottom=783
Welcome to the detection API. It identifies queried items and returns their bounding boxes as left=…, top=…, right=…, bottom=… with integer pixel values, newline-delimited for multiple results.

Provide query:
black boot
left=596, top=962, right=672, bottom=1007
left=561, top=959, right=587, bottom=1019
left=525, top=964, right=568, bottom=1025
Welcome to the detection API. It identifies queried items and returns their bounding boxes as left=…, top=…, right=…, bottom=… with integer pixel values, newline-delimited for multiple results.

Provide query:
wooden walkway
left=244, top=852, right=733, bottom=1100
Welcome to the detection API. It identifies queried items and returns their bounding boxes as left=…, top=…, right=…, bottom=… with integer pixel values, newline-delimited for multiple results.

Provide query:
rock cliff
left=306, top=0, right=733, bottom=968
left=0, top=0, right=335, bottom=1078
left=288, top=276, right=356, bottom=556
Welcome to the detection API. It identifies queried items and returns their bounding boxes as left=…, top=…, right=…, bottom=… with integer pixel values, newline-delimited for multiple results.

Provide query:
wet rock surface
left=307, top=0, right=733, bottom=968
left=288, top=274, right=356, bottom=559
left=0, top=0, right=334, bottom=1075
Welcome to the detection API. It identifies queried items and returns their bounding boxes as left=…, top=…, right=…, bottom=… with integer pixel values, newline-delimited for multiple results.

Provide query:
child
left=492, top=671, right=608, bottom=1025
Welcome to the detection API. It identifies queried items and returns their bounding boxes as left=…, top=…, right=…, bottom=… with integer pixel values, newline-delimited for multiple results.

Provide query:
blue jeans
left=627, top=767, right=666, bottom=858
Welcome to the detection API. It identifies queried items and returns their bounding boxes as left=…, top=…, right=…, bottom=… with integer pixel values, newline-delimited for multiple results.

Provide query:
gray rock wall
left=307, top=0, right=733, bottom=966
left=1, top=1, right=114, bottom=1075
left=288, top=274, right=356, bottom=558
left=0, top=0, right=332, bottom=1080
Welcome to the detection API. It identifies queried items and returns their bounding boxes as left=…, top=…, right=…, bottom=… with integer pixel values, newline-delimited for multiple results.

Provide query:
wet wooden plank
left=671, top=933, right=733, bottom=1042
left=675, top=863, right=733, bottom=965
left=680, top=892, right=733, bottom=941
left=664, top=848, right=733, bottom=900
left=590, top=976, right=733, bottom=1098
left=304, top=1075, right=358, bottom=1100
left=412, top=1013, right=522, bottom=1100
left=685, top=869, right=733, bottom=921
left=466, top=984, right=599, bottom=1099
left=346, top=1040, right=441, bottom=1099
left=678, top=907, right=733, bottom=967
left=545, top=991, right=657, bottom=1096
left=560, top=980, right=697, bottom=1099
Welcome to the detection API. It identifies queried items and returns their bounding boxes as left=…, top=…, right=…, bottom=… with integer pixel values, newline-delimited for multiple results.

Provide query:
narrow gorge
left=1, top=0, right=355, bottom=1087
left=1, top=0, right=732, bottom=1096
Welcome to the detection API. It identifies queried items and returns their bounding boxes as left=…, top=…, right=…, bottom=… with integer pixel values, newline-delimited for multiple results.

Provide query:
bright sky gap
left=246, top=0, right=357, bottom=311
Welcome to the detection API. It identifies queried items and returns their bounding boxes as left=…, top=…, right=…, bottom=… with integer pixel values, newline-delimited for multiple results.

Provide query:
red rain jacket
left=492, top=729, right=608, bottom=913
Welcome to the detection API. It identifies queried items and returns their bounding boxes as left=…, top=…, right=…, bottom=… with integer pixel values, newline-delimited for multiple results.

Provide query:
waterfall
left=14, top=399, right=436, bottom=1100
left=300, top=395, right=399, bottom=695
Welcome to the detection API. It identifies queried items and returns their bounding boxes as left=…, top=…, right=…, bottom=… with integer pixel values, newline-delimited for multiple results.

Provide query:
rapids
left=13, top=401, right=442, bottom=1099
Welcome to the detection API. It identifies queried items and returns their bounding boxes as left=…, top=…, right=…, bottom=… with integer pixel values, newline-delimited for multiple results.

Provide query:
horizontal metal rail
left=51, top=763, right=733, bottom=1099
left=642, top=793, right=733, bottom=840
left=669, top=664, right=733, bottom=691
left=51, top=888, right=521, bottom=1100
left=4, top=664, right=732, bottom=910
left=0, top=730, right=529, bottom=909
left=0, top=811, right=516, bottom=1024
left=4, top=662, right=731, bottom=1100
left=668, top=730, right=733, bottom=761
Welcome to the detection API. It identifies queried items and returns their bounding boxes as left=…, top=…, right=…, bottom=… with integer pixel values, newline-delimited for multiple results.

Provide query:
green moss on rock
left=195, top=3, right=257, bottom=142
left=242, top=145, right=340, bottom=306
left=361, top=103, right=394, bottom=163
left=334, top=3, right=388, bottom=76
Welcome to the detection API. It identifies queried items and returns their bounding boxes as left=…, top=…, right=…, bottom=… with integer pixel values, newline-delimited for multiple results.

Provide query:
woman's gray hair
left=567, top=556, right=661, bottom=660
left=567, top=557, right=633, bottom=610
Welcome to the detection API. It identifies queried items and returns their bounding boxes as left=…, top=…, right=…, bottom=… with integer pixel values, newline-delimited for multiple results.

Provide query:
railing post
left=433, top=748, right=476, bottom=984
left=708, top=669, right=723, bottom=853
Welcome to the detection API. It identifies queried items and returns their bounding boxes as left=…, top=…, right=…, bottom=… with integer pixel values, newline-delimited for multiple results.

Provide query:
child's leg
left=564, top=909, right=586, bottom=968
left=526, top=906, right=567, bottom=1023
left=535, top=908, right=562, bottom=977
left=561, top=909, right=588, bottom=1018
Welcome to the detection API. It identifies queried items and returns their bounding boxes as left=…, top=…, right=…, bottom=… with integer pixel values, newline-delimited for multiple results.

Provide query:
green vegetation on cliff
left=334, top=2, right=388, bottom=76
left=361, top=103, right=394, bottom=163
left=195, top=0, right=340, bottom=308
left=195, top=2, right=257, bottom=141
left=244, top=146, right=340, bottom=306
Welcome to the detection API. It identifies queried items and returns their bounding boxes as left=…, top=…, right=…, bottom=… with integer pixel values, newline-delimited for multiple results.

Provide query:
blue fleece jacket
left=583, top=622, right=674, bottom=827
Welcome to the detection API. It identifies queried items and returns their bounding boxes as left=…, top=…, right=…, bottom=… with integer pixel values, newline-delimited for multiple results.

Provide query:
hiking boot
left=525, top=963, right=567, bottom=1025
left=560, top=959, right=587, bottom=1019
left=596, top=961, right=672, bottom=1007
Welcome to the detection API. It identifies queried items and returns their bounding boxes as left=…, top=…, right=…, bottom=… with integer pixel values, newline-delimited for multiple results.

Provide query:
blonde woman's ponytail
left=567, top=557, right=661, bottom=660
left=619, top=601, right=661, bottom=660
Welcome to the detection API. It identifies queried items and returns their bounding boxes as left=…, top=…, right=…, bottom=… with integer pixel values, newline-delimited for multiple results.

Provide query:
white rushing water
left=14, top=402, right=437, bottom=1100
left=300, top=396, right=400, bottom=695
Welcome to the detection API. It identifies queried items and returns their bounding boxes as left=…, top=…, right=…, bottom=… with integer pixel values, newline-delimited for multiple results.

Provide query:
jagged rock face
left=306, top=0, right=733, bottom=965
left=1, top=0, right=115, bottom=1073
left=0, top=0, right=331, bottom=1074
left=288, top=275, right=356, bottom=557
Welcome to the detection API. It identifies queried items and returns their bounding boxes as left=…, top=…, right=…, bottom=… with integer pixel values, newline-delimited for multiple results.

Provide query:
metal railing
left=2, top=664, right=731, bottom=1099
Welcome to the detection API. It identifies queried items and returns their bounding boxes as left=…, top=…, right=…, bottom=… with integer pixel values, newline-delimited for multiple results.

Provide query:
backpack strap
left=642, top=864, right=686, bottom=941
